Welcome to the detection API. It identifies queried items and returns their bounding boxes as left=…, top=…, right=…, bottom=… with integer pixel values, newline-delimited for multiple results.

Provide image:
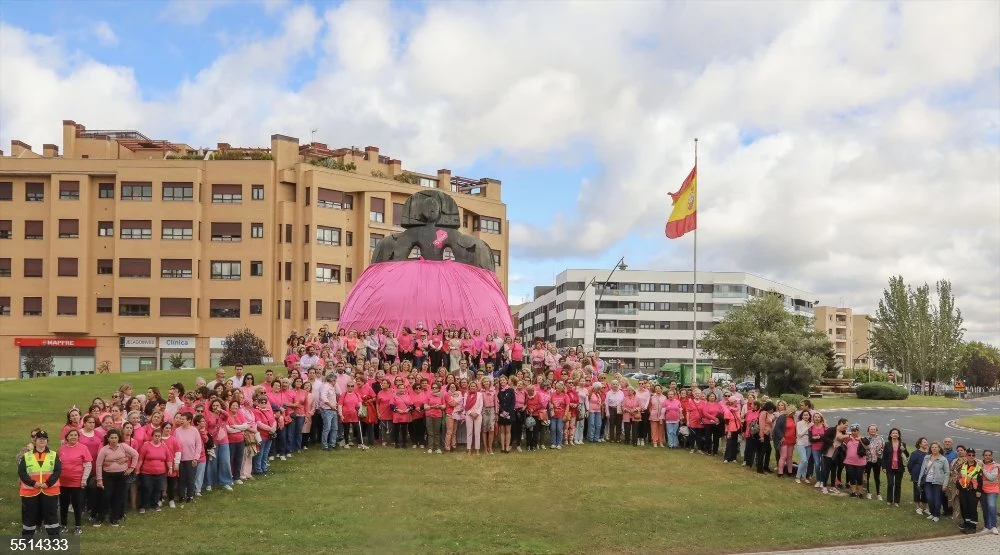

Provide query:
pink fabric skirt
left=338, top=260, right=514, bottom=335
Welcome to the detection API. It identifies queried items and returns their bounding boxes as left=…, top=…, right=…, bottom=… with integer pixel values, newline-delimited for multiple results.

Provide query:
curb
left=945, top=419, right=1000, bottom=437
left=822, top=407, right=985, bottom=412
left=743, top=532, right=993, bottom=554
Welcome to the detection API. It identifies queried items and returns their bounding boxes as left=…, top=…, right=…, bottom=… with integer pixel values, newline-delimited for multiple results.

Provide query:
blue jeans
left=587, top=412, right=602, bottom=442
left=211, top=443, right=233, bottom=487
left=321, top=409, right=340, bottom=449
left=291, top=416, right=305, bottom=452
left=810, top=449, right=824, bottom=481
left=982, top=492, right=997, bottom=530
left=551, top=419, right=565, bottom=447
left=666, top=422, right=679, bottom=447
left=253, top=438, right=271, bottom=474
left=194, top=461, right=206, bottom=493
left=229, top=442, right=245, bottom=480
left=923, top=483, right=943, bottom=517
left=796, top=445, right=810, bottom=479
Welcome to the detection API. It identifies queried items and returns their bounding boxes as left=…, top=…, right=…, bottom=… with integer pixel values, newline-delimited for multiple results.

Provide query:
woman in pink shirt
left=340, top=381, right=366, bottom=449
left=587, top=384, right=604, bottom=443
left=565, top=380, right=580, bottom=446
left=687, top=391, right=705, bottom=454
left=843, top=424, right=869, bottom=497
left=58, top=428, right=92, bottom=533
left=663, top=390, right=682, bottom=448
left=509, top=338, right=524, bottom=375
left=496, top=376, right=515, bottom=453
left=224, top=401, right=250, bottom=486
left=62, top=408, right=82, bottom=443
left=376, top=379, right=394, bottom=447
left=524, top=385, right=545, bottom=451
left=77, top=414, right=105, bottom=522
left=94, top=429, right=138, bottom=527
left=445, top=384, right=464, bottom=452
left=479, top=377, right=497, bottom=454
left=512, top=380, right=527, bottom=452
left=391, top=384, right=413, bottom=448
left=648, top=385, right=666, bottom=448
left=621, top=388, right=642, bottom=446
left=464, top=381, right=483, bottom=454
left=423, top=382, right=446, bottom=454
left=700, top=393, right=723, bottom=455
left=137, top=427, right=169, bottom=513
left=548, top=382, right=570, bottom=449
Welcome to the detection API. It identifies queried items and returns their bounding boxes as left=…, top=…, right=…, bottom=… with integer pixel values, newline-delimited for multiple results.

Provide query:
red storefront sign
left=14, top=337, right=98, bottom=348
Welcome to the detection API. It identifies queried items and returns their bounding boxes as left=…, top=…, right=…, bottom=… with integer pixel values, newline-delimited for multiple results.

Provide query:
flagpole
left=692, top=138, right=698, bottom=387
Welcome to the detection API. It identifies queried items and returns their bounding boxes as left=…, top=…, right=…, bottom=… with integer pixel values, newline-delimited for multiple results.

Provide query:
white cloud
left=0, top=1, right=998, bottom=343
left=93, top=21, right=118, bottom=46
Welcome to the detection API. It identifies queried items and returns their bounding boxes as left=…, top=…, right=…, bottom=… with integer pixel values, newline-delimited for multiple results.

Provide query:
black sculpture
left=371, top=189, right=496, bottom=271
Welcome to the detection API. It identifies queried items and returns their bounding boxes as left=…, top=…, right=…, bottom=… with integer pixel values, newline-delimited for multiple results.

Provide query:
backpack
left=857, top=440, right=867, bottom=458
left=750, top=421, right=761, bottom=438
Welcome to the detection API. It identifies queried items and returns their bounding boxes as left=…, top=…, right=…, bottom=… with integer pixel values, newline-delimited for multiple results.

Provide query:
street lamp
left=569, top=277, right=597, bottom=348
left=591, top=257, right=628, bottom=352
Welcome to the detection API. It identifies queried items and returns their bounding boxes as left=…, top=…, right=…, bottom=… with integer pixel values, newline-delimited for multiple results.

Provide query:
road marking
left=944, top=419, right=1000, bottom=437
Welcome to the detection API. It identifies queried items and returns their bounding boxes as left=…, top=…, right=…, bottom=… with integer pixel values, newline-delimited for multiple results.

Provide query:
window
left=24, top=297, right=42, bottom=316
left=162, top=220, right=193, bottom=240
left=284, top=300, right=291, bottom=319
left=251, top=184, right=264, bottom=200
left=316, top=188, right=353, bottom=210
left=98, top=221, right=114, bottom=237
left=316, top=263, right=340, bottom=283
left=638, top=321, right=656, bottom=329
left=119, top=297, right=151, bottom=317
left=160, top=297, right=192, bottom=317
left=250, top=261, right=263, bottom=276
left=0, top=220, right=10, bottom=239
left=250, top=298, right=263, bottom=315
left=640, top=283, right=656, bottom=292
left=0, top=258, right=10, bottom=277
left=251, top=223, right=263, bottom=238
left=491, top=250, right=501, bottom=267
left=675, top=284, right=691, bottom=293
left=0, top=297, right=9, bottom=316
left=58, top=219, right=79, bottom=238
left=98, top=183, right=114, bottom=198
left=370, top=197, right=385, bottom=223
left=120, top=220, right=152, bottom=239
left=25, top=220, right=43, bottom=239
left=96, top=298, right=112, bottom=313
left=316, top=226, right=341, bottom=246
left=121, top=182, right=152, bottom=201
left=210, top=222, right=242, bottom=241
left=303, top=262, right=309, bottom=281
left=474, top=216, right=501, bottom=234
left=24, top=259, right=43, bottom=277
left=211, top=261, right=241, bottom=280
left=316, top=301, right=340, bottom=321
left=212, top=184, right=242, bottom=203
left=0, top=182, right=11, bottom=200
left=97, top=259, right=113, bottom=275
left=639, top=302, right=655, bottom=311
left=57, top=258, right=78, bottom=277
left=658, top=321, right=672, bottom=330
left=346, top=267, right=353, bottom=282
left=345, top=231, right=353, bottom=247
left=162, top=182, right=194, bottom=201
left=419, top=177, right=437, bottom=188
left=160, top=259, right=192, bottom=278
left=392, top=202, right=405, bottom=226
left=26, top=183, right=44, bottom=201
left=369, top=233, right=384, bottom=252
left=284, top=262, right=292, bottom=281
left=119, top=258, right=151, bottom=278
left=303, top=300, right=309, bottom=319
left=59, top=181, right=80, bottom=200
left=304, top=225, right=309, bottom=244
left=56, top=296, right=77, bottom=316
left=658, top=302, right=670, bottom=311
left=284, top=224, right=292, bottom=243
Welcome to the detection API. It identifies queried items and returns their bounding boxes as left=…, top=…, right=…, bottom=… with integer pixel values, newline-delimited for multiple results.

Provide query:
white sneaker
left=169, top=501, right=176, bottom=509
left=795, top=479, right=802, bottom=484
left=235, top=479, right=244, bottom=485
left=877, top=495, right=883, bottom=501
left=286, top=453, right=292, bottom=458
left=991, top=527, right=998, bottom=535
left=435, top=449, right=442, bottom=454
left=556, top=445, right=561, bottom=450
left=345, top=445, right=351, bottom=449
left=916, top=508, right=924, bottom=515
left=814, top=481, right=823, bottom=488
left=926, top=514, right=934, bottom=520
left=866, top=494, right=872, bottom=500
left=427, top=449, right=433, bottom=454
left=931, top=516, right=939, bottom=522
left=280, top=455, right=287, bottom=461
left=205, top=486, right=212, bottom=492
left=268, top=456, right=275, bottom=461
left=821, top=487, right=828, bottom=494
left=223, top=485, right=233, bottom=491
left=303, top=446, right=308, bottom=450
left=550, top=445, right=555, bottom=450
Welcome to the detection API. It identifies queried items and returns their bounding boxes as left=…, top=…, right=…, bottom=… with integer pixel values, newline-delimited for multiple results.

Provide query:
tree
left=700, top=293, right=829, bottom=395
left=219, top=328, right=270, bottom=367
left=870, top=276, right=965, bottom=384
left=168, top=353, right=188, bottom=370
left=960, top=341, right=1000, bottom=390
left=23, top=348, right=54, bottom=378
left=822, top=347, right=840, bottom=378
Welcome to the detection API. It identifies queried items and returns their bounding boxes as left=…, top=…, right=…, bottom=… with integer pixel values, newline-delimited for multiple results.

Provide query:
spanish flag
left=665, top=165, right=697, bottom=239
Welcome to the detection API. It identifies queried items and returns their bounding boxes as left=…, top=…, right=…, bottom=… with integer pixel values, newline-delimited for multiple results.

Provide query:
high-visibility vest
left=957, top=462, right=982, bottom=490
left=20, top=451, right=60, bottom=497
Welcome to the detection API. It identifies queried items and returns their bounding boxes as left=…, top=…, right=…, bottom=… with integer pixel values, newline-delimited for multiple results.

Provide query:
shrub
left=942, top=391, right=960, bottom=398
left=219, top=328, right=271, bottom=367
left=856, top=381, right=909, bottom=400
left=779, top=393, right=805, bottom=408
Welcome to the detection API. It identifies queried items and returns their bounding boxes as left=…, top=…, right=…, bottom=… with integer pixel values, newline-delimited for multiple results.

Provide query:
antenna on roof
left=310, top=128, right=318, bottom=143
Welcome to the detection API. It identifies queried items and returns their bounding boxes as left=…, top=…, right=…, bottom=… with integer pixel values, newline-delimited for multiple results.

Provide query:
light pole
left=591, top=257, right=628, bottom=352
left=569, top=277, right=597, bottom=349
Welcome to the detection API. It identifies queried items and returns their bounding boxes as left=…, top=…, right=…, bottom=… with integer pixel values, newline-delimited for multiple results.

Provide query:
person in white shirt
left=206, top=368, right=227, bottom=391
left=299, top=346, right=321, bottom=373
left=318, top=374, right=339, bottom=450
left=604, top=381, right=625, bottom=443
left=227, top=364, right=246, bottom=389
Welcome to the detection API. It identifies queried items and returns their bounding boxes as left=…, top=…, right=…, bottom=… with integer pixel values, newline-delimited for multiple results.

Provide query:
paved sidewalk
left=747, top=533, right=999, bottom=554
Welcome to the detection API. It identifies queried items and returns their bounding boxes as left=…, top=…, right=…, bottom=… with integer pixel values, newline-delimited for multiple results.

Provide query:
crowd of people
left=16, top=324, right=1000, bottom=539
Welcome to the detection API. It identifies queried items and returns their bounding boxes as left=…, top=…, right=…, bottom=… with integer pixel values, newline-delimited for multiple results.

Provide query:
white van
left=712, top=372, right=732, bottom=383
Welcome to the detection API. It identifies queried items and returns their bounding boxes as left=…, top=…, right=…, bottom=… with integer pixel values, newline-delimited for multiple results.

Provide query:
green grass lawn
left=811, top=396, right=971, bottom=409
left=0, top=370, right=957, bottom=554
left=957, top=415, right=1000, bottom=433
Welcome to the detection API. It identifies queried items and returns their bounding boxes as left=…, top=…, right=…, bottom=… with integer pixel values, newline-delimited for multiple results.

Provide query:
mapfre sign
left=14, top=337, right=98, bottom=348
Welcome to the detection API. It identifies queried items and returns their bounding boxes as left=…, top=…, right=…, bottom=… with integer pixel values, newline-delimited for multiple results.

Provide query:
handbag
left=577, top=403, right=587, bottom=419
left=524, top=415, right=537, bottom=430
left=358, top=404, right=368, bottom=420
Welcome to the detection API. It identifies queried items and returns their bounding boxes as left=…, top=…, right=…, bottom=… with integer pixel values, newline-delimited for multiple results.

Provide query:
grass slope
left=0, top=371, right=954, bottom=554
left=957, top=415, right=1000, bottom=433
left=811, top=396, right=971, bottom=410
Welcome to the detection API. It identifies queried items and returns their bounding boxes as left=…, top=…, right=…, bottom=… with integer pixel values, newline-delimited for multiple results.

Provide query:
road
left=822, top=396, right=1000, bottom=453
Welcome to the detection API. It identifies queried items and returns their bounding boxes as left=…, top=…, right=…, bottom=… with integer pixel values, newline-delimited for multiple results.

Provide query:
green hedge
left=779, top=393, right=805, bottom=408
left=856, top=381, right=909, bottom=400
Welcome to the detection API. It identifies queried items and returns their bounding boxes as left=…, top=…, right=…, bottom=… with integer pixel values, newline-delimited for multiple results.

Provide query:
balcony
left=596, top=346, right=638, bottom=353
left=595, top=287, right=639, bottom=297
left=596, top=327, right=638, bottom=334
left=836, top=334, right=847, bottom=340
left=598, top=307, right=637, bottom=315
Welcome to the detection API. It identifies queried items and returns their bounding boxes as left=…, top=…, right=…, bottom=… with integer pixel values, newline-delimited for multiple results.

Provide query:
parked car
left=735, top=381, right=756, bottom=393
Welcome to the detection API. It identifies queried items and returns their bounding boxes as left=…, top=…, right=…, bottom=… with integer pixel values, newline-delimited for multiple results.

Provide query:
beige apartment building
left=0, top=120, right=508, bottom=379
left=813, top=306, right=875, bottom=371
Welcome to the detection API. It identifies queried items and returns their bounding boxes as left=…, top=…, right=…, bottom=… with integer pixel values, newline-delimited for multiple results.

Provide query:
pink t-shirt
left=664, top=398, right=682, bottom=422
left=844, top=438, right=867, bottom=466
left=424, top=392, right=446, bottom=419
left=57, top=443, right=93, bottom=487
left=138, top=441, right=170, bottom=475
left=340, top=391, right=363, bottom=423
left=550, top=393, right=569, bottom=419
left=77, top=429, right=105, bottom=461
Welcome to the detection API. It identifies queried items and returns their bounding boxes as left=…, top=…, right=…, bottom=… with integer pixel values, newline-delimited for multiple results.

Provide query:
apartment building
left=516, top=269, right=815, bottom=372
left=0, top=120, right=508, bottom=378
left=813, top=306, right=874, bottom=370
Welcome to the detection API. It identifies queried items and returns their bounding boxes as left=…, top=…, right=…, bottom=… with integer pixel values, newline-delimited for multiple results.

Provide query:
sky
left=1, top=0, right=998, bottom=343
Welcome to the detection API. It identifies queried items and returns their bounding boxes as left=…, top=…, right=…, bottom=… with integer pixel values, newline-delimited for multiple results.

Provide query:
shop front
left=159, top=337, right=196, bottom=370
left=209, top=337, right=229, bottom=368
left=119, top=336, right=158, bottom=372
left=15, top=337, right=97, bottom=378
